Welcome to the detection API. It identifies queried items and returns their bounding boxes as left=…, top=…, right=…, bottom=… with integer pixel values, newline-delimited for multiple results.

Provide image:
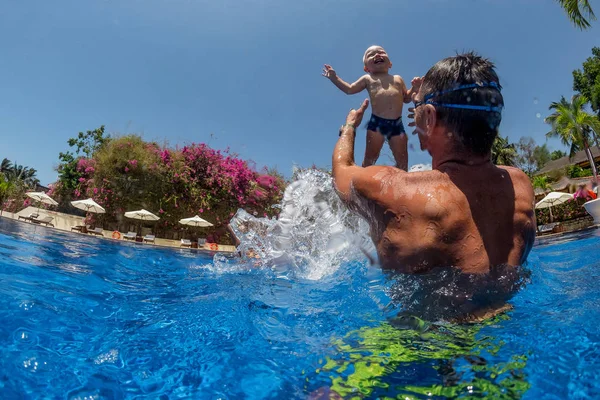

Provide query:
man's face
left=412, top=85, right=431, bottom=152
left=363, top=46, right=391, bottom=73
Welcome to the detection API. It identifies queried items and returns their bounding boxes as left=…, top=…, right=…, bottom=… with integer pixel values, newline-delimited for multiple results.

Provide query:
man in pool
left=332, top=52, right=536, bottom=319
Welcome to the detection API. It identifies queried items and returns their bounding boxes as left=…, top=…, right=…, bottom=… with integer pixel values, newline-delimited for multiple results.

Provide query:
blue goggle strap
left=424, top=81, right=500, bottom=102
left=425, top=101, right=503, bottom=112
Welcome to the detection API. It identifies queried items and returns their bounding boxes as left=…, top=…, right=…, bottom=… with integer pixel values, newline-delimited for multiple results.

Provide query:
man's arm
left=323, top=65, right=367, bottom=95
left=332, top=100, right=390, bottom=209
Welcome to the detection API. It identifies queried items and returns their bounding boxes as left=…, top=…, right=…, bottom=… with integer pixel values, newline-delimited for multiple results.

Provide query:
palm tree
left=0, top=158, right=12, bottom=176
left=491, top=135, right=518, bottom=166
left=557, top=0, right=596, bottom=29
left=5, top=163, right=40, bottom=188
left=545, top=94, right=600, bottom=183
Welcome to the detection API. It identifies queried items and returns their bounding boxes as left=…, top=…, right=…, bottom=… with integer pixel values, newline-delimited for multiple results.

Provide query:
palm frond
left=557, top=0, right=597, bottom=29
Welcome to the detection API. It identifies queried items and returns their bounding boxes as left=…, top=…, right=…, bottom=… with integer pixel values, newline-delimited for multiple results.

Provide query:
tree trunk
left=584, top=141, right=598, bottom=185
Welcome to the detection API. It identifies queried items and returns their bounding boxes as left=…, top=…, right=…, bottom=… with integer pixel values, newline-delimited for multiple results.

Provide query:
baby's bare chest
left=367, top=78, right=402, bottom=96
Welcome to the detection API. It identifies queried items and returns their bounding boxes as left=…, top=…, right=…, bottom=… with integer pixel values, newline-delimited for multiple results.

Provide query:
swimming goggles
left=413, top=82, right=503, bottom=112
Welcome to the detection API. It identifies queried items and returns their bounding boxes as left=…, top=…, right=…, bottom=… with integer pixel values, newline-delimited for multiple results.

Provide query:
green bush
left=535, top=197, right=590, bottom=225
left=566, top=164, right=593, bottom=178
left=49, top=135, right=286, bottom=243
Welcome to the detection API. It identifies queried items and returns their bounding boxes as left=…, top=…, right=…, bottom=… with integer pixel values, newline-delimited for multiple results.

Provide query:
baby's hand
left=322, top=64, right=337, bottom=80
left=411, top=76, right=423, bottom=90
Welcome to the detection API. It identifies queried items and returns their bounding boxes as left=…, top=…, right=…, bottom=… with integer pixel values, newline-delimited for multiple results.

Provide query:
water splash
left=217, top=165, right=432, bottom=279
left=218, top=169, right=369, bottom=279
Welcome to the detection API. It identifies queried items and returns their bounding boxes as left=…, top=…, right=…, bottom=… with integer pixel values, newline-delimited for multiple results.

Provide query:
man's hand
left=345, top=99, right=369, bottom=127
left=407, top=106, right=416, bottom=127
left=322, top=64, right=337, bottom=80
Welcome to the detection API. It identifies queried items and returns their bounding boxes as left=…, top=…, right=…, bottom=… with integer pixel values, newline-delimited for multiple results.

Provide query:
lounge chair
left=180, top=239, right=192, bottom=248
left=143, top=234, right=155, bottom=244
left=123, top=231, right=137, bottom=241
left=538, top=222, right=559, bottom=234
left=71, top=225, right=88, bottom=233
left=18, top=213, right=39, bottom=222
left=88, top=227, right=104, bottom=236
left=31, top=216, right=54, bottom=227
left=197, top=238, right=207, bottom=247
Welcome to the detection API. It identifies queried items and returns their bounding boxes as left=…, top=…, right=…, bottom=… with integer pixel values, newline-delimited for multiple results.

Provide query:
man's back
left=363, top=163, right=536, bottom=274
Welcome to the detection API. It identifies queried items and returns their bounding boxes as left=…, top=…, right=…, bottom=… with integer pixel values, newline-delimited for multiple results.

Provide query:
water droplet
left=466, top=96, right=471, bottom=103
left=533, top=98, right=539, bottom=105
left=536, top=113, right=541, bottom=119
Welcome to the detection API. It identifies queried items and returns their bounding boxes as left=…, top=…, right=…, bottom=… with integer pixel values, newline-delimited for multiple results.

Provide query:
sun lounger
left=538, top=222, right=559, bottom=234
left=180, top=239, right=192, bottom=247
left=88, top=227, right=104, bottom=236
left=197, top=238, right=206, bottom=247
left=123, top=231, right=137, bottom=241
left=31, top=216, right=54, bottom=227
left=71, top=225, right=88, bottom=233
left=18, top=213, right=39, bottom=222
left=143, top=234, right=156, bottom=244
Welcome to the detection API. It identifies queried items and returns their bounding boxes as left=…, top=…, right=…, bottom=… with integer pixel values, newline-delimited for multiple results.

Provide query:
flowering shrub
left=54, top=135, right=285, bottom=241
left=535, top=197, right=590, bottom=225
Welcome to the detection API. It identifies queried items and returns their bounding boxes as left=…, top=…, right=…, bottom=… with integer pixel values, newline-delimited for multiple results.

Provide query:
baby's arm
left=400, top=76, right=423, bottom=103
left=323, top=65, right=367, bottom=95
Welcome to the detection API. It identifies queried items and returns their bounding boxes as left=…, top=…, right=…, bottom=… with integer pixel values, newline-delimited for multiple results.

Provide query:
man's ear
left=364, top=66, right=369, bottom=73
left=424, top=104, right=437, bottom=134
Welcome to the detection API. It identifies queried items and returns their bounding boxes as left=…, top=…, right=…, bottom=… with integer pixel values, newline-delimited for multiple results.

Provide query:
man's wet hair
left=422, top=52, right=503, bottom=155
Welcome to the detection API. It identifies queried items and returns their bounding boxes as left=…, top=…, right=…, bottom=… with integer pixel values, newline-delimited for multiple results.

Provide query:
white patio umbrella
left=179, top=215, right=213, bottom=242
left=71, top=198, right=105, bottom=227
left=124, top=209, right=160, bottom=221
left=535, top=191, right=573, bottom=222
left=124, top=209, right=160, bottom=235
left=26, top=191, right=58, bottom=214
left=178, top=215, right=213, bottom=227
left=71, top=198, right=105, bottom=214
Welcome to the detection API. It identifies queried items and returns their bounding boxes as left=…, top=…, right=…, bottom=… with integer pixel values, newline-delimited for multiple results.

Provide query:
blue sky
left=0, top=0, right=599, bottom=185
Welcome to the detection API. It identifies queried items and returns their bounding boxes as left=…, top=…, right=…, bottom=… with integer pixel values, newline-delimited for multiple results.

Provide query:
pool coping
left=535, top=224, right=598, bottom=240
left=0, top=214, right=236, bottom=255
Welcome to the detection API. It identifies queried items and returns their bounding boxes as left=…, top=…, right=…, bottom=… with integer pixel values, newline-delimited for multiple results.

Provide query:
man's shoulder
left=359, top=168, right=446, bottom=196
left=497, top=166, right=535, bottom=200
left=497, top=165, right=527, bottom=178
left=497, top=166, right=533, bottom=187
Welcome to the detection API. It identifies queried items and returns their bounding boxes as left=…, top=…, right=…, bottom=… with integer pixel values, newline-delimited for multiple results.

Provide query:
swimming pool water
left=0, top=217, right=599, bottom=399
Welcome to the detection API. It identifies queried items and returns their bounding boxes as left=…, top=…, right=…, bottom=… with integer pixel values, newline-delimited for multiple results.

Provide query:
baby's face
left=364, top=46, right=391, bottom=73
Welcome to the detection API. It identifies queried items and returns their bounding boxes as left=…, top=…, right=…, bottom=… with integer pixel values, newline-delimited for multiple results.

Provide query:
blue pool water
left=1, top=217, right=599, bottom=399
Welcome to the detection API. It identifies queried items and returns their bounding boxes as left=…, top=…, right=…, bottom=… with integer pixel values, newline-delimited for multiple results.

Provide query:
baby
left=323, top=45, right=421, bottom=169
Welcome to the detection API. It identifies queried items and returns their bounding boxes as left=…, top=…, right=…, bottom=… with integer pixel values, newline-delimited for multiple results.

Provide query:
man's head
left=363, top=45, right=391, bottom=73
left=413, top=52, right=503, bottom=156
